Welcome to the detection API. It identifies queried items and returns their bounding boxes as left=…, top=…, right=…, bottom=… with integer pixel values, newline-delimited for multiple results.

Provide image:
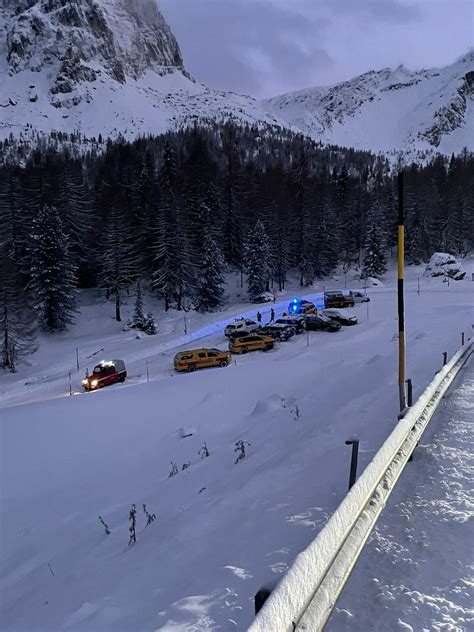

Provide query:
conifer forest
left=1, top=123, right=473, bottom=369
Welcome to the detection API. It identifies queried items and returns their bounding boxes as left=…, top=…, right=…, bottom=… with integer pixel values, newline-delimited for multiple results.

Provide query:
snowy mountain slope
left=0, top=1, right=472, bottom=153
left=262, top=52, right=474, bottom=154
left=0, top=267, right=473, bottom=631
left=0, top=0, right=283, bottom=141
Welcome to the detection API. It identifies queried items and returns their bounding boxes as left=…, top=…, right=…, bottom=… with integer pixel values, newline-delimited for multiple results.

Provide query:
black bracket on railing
left=254, top=588, right=271, bottom=615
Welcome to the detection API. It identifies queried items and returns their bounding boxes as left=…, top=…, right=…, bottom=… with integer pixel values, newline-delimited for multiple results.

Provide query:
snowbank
left=424, top=252, right=466, bottom=280
left=250, top=340, right=474, bottom=631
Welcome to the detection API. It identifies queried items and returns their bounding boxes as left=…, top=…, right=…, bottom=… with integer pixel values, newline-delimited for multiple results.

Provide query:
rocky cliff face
left=2, top=0, right=185, bottom=108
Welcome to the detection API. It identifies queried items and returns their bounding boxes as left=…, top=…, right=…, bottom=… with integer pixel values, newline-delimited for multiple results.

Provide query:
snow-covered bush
left=128, top=504, right=137, bottom=546
left=124, top=281, right=157, bottom=335
left=424, top=252, right=466, bottom=280
left=251, top=291, right=275, bottom=303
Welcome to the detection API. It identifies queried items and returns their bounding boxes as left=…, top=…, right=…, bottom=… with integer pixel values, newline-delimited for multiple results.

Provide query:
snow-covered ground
left=0, top=262, right=473, bottom=631
left=326, top=357, right=474, bottom=632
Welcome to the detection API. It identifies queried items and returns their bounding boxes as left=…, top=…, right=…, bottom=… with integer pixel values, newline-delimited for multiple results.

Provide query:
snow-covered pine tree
left=132, top=279, right=145, bottom=328
left=244, top=220, right=272, bottom=298
left=222, top=124, right=244, bottom=275
left=0, top=254, right=37, bottom=372
left=195, top=232, right=226, bottom=312
left=56, top=160, right=92, bottom=257
left=98, top=200, right=136, bottom=322
left=29, top=205, right=78, bottom=331
left=152, top=141, right=178, bottom=311
left=132, top=151, right=156, bottom=274
left=204, top=183, right=224, bottom=239
left=299, top=201, right=316, bottom=287
left=174, top=204, right=197, bottom=311
left=362, top=208, right=387, bottom=279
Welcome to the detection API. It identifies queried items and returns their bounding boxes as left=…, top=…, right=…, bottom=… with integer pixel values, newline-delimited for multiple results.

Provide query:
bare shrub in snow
left=168, top=461, right=178, bottom=477
left=98, top=515, right=111, bottom=535
left=142, top=504, right=156, bottom=526
left=199, top=442, right=209, bottom=459
left=128, top=504, right=137, bottom=546
left=234, top=440, right=251, bottom=464
left=181, top=461, right=190, bottom=470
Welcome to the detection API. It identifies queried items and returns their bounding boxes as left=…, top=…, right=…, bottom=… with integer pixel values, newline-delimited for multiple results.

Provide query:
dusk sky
left=160, top=0, right=474, bottom=98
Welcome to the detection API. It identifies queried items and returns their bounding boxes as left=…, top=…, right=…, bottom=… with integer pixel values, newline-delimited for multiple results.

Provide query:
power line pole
left=398, top=171, right=406, bottom=411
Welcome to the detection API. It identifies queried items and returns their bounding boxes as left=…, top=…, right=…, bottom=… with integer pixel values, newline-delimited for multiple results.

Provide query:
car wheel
left=188, top=365, right=197, bottom=373
left=220, top=360, right=227, bottom=368
left=241, top=348, right=248, bottom=355
left=264, top=343, right=273, bottom=351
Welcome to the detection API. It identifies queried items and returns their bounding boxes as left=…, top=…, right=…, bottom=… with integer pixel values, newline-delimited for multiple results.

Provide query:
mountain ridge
left=0, top=0, right=472, bottom=156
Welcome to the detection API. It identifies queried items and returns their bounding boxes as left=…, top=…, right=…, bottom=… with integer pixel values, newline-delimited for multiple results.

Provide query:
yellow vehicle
left=229, top=333, right=275, bottom=354
left=174, top=348, right=232, bottom=373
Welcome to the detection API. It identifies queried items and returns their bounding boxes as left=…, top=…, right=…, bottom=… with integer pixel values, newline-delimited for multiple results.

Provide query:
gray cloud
left=159, top=0, right=474, bottom=98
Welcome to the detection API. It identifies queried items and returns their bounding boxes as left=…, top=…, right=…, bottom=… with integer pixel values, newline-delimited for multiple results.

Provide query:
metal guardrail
left=249, top=340, right=473, bottom=632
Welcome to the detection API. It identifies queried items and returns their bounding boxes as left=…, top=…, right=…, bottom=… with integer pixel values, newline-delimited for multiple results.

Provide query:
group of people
left=256, top=308, right=275, bottom=323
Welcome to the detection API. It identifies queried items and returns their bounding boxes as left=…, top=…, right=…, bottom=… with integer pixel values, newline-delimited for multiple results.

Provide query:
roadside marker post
left=442, top=351, right=448, bottom=366
left=406, top=378, right=413, bottom=407
left=345, top=439, right=359, bottom=491
left=68, top=372, right=72, bottom=396
left=397, top=171, right=406, bottom=411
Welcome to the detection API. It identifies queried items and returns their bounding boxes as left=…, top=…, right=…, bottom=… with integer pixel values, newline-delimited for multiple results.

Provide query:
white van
left=224, top=318, right=261, bottom=338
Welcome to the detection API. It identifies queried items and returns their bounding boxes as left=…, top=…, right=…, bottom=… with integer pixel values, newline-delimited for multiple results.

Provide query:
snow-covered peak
left=262, top=52, right=474, bottom=154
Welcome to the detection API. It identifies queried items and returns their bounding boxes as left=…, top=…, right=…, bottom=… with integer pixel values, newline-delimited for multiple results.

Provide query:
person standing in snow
left=257, top=311, right=262, bottom=323
left=270, top=308, right=275, bottom=321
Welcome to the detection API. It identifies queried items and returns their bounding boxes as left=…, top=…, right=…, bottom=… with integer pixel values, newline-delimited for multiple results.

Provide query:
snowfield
left=0, top=263, right=473, bottom=631
left=326, top=358, right=474, bottom=632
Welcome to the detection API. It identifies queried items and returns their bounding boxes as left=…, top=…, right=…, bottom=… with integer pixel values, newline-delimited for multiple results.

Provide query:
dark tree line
left=1, top=122, right=473, bottom=370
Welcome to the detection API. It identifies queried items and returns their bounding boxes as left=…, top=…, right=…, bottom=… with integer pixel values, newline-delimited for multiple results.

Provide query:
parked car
left=324, top=291, right=355, bottom=308
left=251, top=291, right=276, bottom=303
left=288, top=298, right=317, bottom=315
left=305, top=314, right=341, bottom=332
left=258, top=323, right=296, bottom=341
left=348, top=290, right=370, bottom=303
left=229, top=333, right=275, bottom=354
left=322, top=309, right=358, bottom=326
left=82, top=359, right=127, bottom=391
left=275, top=316, right=307, bottom=334
left=224, top=318, right=260, bottom=338
left=174, top=348, right=231, bottom=372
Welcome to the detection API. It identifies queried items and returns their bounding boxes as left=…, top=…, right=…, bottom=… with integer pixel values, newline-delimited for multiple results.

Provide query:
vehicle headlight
left=82, top=379, right=88, bottom=385
left=91, top=380, right=98, bottom=387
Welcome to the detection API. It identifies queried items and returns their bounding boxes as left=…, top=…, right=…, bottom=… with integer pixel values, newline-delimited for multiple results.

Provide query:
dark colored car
left=322, top=309, right=358, bottom=326
left=275, top=316, right=306, bottom=334
left=305, top=314, right=341, bottom=332
left=258, top=323, right=296, bottom=341
left=324, top=291, right=355, bottom=308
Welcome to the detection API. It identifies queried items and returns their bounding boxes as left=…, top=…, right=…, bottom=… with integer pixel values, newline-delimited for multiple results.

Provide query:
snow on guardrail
left=249, top=339, right=474, bottom=632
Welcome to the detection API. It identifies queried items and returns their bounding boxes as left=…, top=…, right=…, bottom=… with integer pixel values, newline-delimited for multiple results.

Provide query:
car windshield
left=93, top=366, right=105, bottom=374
